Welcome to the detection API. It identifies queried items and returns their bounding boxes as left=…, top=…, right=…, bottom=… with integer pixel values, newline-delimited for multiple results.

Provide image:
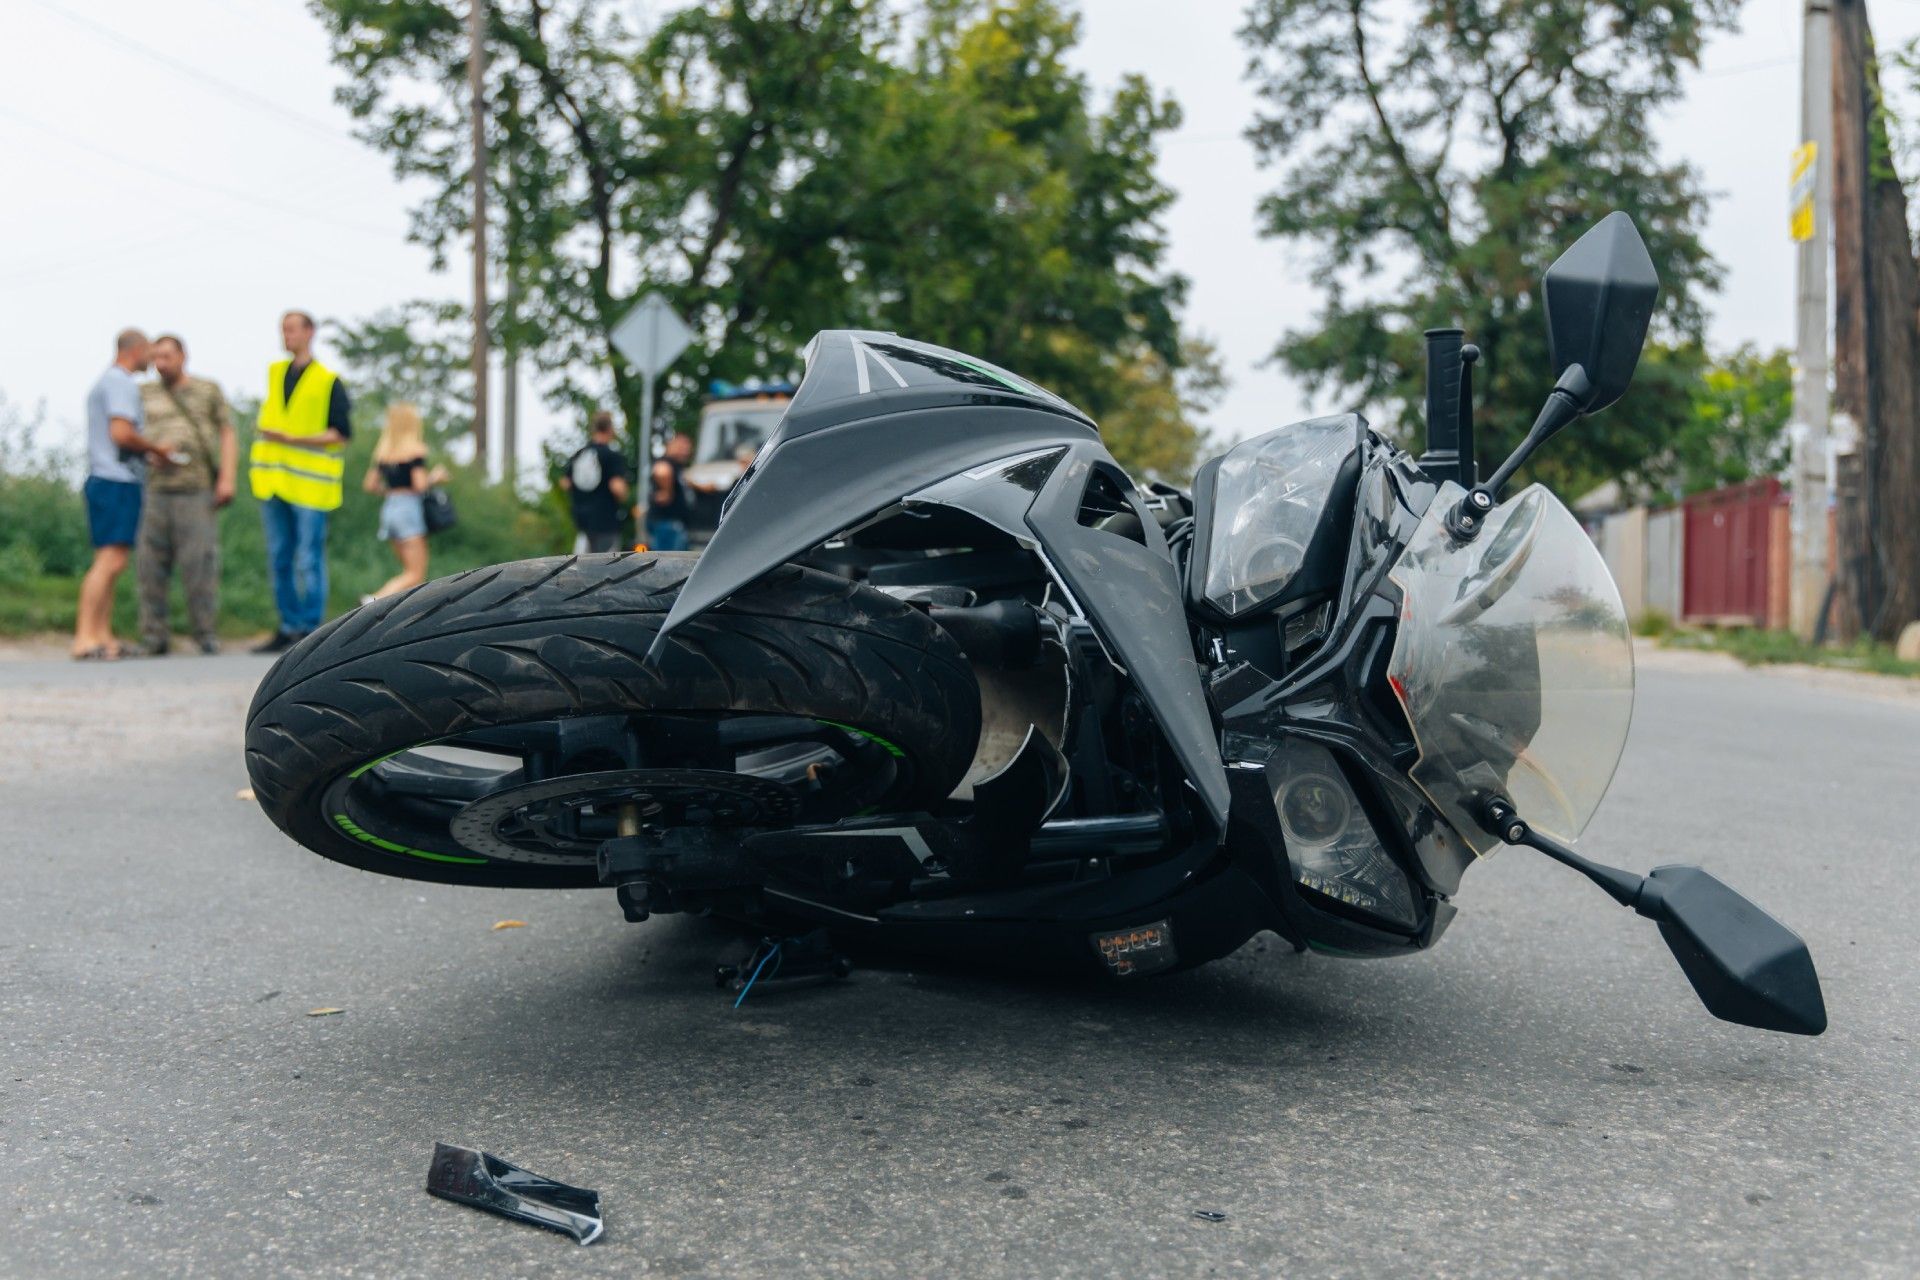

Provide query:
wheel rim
left=319, top=712, right=906, bottom=870
left=449, top=768, right=802, bottom=865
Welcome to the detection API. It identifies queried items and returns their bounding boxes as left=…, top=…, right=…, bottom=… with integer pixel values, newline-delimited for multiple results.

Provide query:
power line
left=28, top=0, right=361, bottom=148
left=1699, top=54, right=1798, bottom=80
left=0, top=110, right=432, bottom=290
left=0, top=105, right=399, bottom=239
left=196, top=0, right=315, bottom=54
left=0, top=220, right=231, bottom=290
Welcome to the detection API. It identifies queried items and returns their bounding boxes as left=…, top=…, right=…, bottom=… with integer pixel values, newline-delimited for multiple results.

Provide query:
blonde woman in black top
left=361, top=403, right=445, bottom=600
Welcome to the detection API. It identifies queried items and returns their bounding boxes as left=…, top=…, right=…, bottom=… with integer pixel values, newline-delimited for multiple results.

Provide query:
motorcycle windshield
left=1385, top=482, right=1633, bottom=857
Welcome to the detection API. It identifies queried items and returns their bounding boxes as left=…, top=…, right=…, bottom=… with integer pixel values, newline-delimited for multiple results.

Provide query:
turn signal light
left=1091, top=920, right=1176, bottom=977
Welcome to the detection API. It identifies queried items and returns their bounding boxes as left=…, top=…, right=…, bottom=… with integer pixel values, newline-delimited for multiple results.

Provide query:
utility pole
left=502, top=275, right=519, bottom=486
left=1789, top=0, right=1833, bottom=639
left=1832, top=0, right=1868, bottom=639
left=502, top=131, right=520, bottom=489
left=467, top=0, right=490, bottom=472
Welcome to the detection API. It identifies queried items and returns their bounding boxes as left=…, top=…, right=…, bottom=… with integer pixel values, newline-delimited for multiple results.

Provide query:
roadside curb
left=1636, top=637, right=1920, bottom=706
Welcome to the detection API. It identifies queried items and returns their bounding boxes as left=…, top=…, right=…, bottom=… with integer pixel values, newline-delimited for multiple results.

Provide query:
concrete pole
left=467, top=0, right=490, bottom=472
left=1790, top=0, right=1834, bottom=638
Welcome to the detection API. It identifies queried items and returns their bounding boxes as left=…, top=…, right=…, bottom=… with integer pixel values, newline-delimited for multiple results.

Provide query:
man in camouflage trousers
left=137, top=334, right=237, bottom=655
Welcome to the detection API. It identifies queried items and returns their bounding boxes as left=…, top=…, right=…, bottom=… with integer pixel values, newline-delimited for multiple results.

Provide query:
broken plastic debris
left=426, top=1142, right=603, bottom=1244
left=715, top=930, right=852, bottom=1002
left=491, top=920, right=527, bottom=931
left=1192, top=1209, right=1228, bottom=1223
left=306, top=1007, right=345, bottom=1017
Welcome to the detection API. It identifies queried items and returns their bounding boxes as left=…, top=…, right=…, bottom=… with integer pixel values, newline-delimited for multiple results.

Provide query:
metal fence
left=1590, top=478, right=1791, bottom=629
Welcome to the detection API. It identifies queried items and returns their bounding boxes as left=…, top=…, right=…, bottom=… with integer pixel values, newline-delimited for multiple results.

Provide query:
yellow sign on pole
left=1790, top=141, right=1818, bottom=242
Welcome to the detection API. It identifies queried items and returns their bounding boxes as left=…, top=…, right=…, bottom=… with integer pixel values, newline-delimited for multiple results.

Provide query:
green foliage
left=311, top=0, right=1211, bottom=475
left=1241, top=0, right=1734, bottom=496
left=1633, top=608, right=1675, bottom=639
left=0, top=396, right=91, bottom=579
left=1099, top=337, right=1226, bottom=482
left=1666, top=345, right=1793, bottom=498
left=329, top=302, right=476, bottom=437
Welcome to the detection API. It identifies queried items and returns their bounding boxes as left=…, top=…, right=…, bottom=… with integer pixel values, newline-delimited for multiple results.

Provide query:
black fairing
left=649, top=332, right=1098, bottom=654
left=911, top=440, right=1230, bottom=828
left=648, top=331, right=1230, bottom=830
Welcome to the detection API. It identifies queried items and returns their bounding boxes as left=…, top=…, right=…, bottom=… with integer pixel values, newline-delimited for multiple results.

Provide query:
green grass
left=1662, top=626, right=1920, bottom=679
left=1633, top=608, right=1677, bottom=639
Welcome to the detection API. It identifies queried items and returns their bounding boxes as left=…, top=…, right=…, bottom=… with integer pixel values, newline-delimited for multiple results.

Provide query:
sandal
left=72, top=646, right=118, bottom=662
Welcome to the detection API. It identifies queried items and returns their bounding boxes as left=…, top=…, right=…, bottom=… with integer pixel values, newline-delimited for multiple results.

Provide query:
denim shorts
left=84, top=475, right=144, bottom=548
left=378, top=491, right=428, bottom=542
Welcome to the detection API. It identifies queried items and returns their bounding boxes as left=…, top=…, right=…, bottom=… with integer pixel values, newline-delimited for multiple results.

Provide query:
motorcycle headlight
left=1198, top=415, right=1358, bottom=617
left=1271, top=740, right=1419, bottom=933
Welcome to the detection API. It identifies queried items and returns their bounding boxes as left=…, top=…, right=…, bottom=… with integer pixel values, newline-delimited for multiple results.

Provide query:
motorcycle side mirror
left=1482, top=800, right=1828, bottom=1036
left=1447, top=214, right=1661, bottom=539
left=1635, top=865, right=1828, bottom=1037
left=1543, top=210, right=1660, bottom=414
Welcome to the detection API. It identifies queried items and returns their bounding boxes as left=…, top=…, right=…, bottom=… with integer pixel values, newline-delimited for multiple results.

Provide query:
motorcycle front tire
left=243, top=552, right=981, bottom=888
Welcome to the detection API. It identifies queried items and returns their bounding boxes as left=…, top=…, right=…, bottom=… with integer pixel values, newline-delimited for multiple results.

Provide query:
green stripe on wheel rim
left=332, top=813, right=488, bottom=865
left=815, top=719, right=905, bottom=758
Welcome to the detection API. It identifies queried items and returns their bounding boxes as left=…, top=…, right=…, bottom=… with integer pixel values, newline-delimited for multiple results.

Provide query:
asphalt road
left=2, top=643, right=1917, bottom=1278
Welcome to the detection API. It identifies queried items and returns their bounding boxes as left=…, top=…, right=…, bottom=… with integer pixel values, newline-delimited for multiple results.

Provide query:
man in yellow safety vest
left=249, top=310, right=352, bottom=653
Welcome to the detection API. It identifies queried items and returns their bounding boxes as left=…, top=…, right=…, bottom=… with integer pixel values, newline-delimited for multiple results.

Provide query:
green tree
left=1665, top=344, right=1792, bottom=498
left=1100, top=337, right=1225, bottom=481
left=1240, top=0, right=1734, bottom=496
left=329, top=302, right=475, bottom=436
left=313, top=0, right=1211, bottom=475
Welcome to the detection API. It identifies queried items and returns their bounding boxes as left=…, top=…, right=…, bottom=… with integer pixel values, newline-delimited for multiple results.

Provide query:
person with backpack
left=558, top=410, right=631, bottom=553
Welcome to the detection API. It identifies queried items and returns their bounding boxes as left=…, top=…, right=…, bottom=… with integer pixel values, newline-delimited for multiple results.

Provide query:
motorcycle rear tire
left=244, top=552, right=981, bottom=888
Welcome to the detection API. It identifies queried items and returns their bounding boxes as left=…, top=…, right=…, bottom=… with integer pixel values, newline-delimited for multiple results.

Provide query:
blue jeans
left=261, top=497, right=330, bottom=632
left=646, top=518, right=690, bottom=552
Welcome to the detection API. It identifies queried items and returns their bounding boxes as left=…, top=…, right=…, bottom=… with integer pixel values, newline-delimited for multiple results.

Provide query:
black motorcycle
left=247, top=213, right=1825, bottom=1035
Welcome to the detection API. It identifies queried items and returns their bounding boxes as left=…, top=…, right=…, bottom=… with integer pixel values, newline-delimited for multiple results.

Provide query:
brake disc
left=449, top=768, right=799, bottom=866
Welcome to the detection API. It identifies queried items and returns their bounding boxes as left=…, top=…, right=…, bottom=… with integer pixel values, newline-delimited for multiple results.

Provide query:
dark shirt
left=648, top=457, right=691, bottom=524
left=284, top=360, right=353, bottom=439
left=565, top=442, right=630, bottom=533
left=379, top=458, right=424, bottom=492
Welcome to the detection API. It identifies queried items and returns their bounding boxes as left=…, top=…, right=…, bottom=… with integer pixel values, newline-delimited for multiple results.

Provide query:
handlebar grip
left=1422, top=328, right=1464, bottom=483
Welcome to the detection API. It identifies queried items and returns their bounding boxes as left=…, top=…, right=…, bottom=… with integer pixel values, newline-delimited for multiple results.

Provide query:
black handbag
left=422, top=486, right=458, bottom=535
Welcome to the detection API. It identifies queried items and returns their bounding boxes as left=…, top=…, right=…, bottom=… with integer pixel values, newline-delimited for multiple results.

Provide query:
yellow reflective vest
left=250, top=359, right=345, bottom=511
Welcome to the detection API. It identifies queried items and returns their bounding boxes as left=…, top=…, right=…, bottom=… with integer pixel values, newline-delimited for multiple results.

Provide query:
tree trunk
left=1865, top=166, right=1920, bottom=639
left=1833, top=451, right=1870, bottom=636
left=1831, top=0, right=1920, bottom=642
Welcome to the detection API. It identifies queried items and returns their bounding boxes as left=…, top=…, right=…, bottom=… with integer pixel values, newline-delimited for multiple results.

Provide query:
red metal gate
left=1681, top=478, right=1788, bottom=626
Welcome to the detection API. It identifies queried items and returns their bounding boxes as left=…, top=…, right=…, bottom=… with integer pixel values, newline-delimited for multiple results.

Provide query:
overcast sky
left=1, top=0, right=1911, bottom=478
